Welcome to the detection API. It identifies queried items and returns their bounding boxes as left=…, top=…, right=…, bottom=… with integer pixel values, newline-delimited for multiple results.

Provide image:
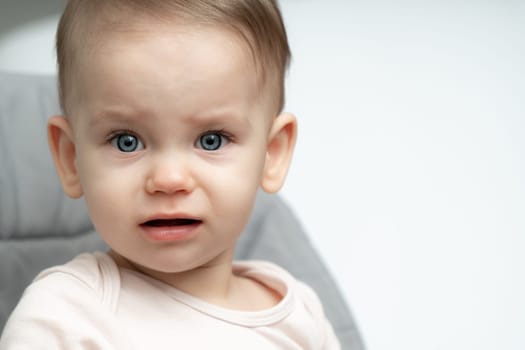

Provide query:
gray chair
left=0, top=71, right=365, bottom=349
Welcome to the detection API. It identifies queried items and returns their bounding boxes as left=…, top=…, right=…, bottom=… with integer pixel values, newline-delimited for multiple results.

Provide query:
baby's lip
left=143, top=218, right=201, bottom=227
left=140, top=214, right=202, bottom=227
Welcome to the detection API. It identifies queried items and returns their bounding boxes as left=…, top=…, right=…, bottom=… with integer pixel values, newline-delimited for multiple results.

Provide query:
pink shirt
left=1, top=252, right=340, bottom=349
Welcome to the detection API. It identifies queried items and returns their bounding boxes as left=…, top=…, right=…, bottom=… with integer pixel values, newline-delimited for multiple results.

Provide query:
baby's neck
left=108, top=250, right=282, bottom=311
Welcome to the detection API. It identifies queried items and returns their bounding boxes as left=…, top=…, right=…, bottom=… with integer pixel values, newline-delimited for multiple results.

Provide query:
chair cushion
left=0, top=72, right=92, bottom=239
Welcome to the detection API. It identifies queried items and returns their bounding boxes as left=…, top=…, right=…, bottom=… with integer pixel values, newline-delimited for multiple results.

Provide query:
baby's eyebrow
left=88, top=106, right=253, bottom=130
left=185, top=110, right=252, bottom=128
left=89, top=108, right=145, bottom=127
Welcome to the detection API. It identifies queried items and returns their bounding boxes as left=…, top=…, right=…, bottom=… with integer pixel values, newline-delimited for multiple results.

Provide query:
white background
left=1, top=1, right=524, bottom=349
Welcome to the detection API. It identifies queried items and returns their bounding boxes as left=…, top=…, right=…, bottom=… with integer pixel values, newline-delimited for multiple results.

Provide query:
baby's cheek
left=81, top=170, right=127, bottom=218
left=216, top=182, right=258, bottom=227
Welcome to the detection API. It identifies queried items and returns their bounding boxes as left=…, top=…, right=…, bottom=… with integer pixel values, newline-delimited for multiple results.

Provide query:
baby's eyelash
left=103, top=129, right=236, bottom=148
left=205, top=129, right=235, bottom=142
left=105, top=129, right=139, bottom=143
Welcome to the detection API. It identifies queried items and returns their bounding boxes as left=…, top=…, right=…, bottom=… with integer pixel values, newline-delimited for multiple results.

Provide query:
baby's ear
left=261, top=112, right=297, bottom=193
left=47, top=115, right=83, bottom=198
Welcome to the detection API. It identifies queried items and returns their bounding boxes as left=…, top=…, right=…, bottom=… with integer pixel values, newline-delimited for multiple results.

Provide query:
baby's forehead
left=59, top=2, right=288, bottom=116
left=67, top=23, right=276, bottom=118
left=86, top=23, right=273, bottom=95
left=81, top=18, right=264, bottom=82
left=84, top=24, right=257, bottom=83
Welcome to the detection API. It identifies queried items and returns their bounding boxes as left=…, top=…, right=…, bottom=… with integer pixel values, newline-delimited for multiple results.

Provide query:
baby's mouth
left=140, top=217, right=202, bottom=241
left=143, top=218, right=201, bottom=227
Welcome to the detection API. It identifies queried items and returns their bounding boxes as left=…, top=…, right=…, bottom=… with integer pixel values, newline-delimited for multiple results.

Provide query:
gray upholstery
left=0, top=71, right=365, bottom=349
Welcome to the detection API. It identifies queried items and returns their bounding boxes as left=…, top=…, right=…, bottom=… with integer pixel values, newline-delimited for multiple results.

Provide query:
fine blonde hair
left=56, top=0, right=291, bottom=115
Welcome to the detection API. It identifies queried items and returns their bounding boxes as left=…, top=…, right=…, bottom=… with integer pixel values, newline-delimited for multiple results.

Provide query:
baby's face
left=68, top=23, right=275, bottom=273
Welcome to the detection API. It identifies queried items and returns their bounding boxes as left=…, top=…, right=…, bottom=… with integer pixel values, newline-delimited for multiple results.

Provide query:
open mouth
left=143, top=218, right=201, bottom=227
left=140, top=217, right=202, bottom=242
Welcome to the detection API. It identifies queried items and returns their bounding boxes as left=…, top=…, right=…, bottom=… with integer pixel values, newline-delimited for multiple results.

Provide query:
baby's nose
left=145, top=153, right=196, bottom=195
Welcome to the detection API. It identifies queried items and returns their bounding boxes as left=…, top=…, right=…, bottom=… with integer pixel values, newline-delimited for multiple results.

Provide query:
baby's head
left=56, top=0, right=291, bottom=118
left=48, top=0, right=297, bottom=274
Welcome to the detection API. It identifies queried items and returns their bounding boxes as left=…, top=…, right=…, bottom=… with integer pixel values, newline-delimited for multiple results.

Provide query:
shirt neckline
left=113, top=258, right=295, bottom=327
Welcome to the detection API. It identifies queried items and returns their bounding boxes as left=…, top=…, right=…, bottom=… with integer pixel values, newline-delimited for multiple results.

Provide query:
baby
left=0, top=0, right=340, bottom=349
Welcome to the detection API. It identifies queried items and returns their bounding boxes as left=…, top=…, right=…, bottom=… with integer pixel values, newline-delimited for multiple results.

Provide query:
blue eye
left=111, top=133, right=144, bottom=152
left=198, top=132, right=228, bottom=151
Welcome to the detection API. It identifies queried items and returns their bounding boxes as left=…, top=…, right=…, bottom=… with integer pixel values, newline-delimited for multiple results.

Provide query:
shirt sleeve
left=0, top=271, right=131, bottom=350
left=296, top=281, right=342, bottom=350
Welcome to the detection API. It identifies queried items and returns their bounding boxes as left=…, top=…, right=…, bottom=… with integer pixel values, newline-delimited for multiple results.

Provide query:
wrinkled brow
left=89, top=107, right=254, bottom=129
left=89, top=108, right=143, bottom=127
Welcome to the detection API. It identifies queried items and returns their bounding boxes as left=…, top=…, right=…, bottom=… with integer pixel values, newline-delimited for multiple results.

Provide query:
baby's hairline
left=60, top=23, right=283, bottom=126
left=58, top=10, right=288, bottom=118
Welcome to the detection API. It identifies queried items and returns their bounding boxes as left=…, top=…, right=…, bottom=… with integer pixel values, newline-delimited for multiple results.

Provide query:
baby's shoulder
left=1, top=252, right=127, bottom=348
left=25, top=251, right=121, bottom=309
left=37, top=252, right=115, bottom=285
left=235, top=260, right=324, bottom=310
left=34, top=252, right=117, bottom=292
